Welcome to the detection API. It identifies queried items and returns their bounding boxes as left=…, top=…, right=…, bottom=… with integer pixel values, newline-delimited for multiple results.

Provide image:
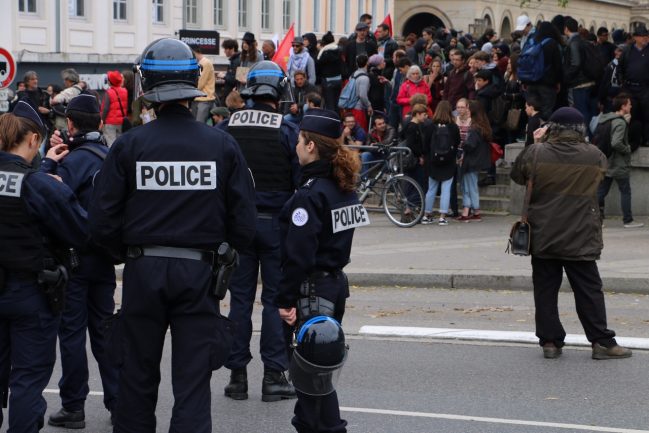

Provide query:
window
left=282, top=0, right=292, bottom=31
left=344, top=0, right=350, bottom=33
left=261, top=0, right=271, bottom=31
left=214, top=0, right=224, bottom=26
left=69, top=0, right=84, bottom=17
left=113, top=0, right=127, bottom=20
left=357, top=0, right=363, bottom=22
left=18, top=0, right=37, bottom=13
left=152, top=0, right=164, bottom=23
left=329, top=0, right=336, bottom=33
left=238, top=0, right=248, bottom=28
left=185, top=0, right=197, bottom=25
left=313, top=0, right=320, bottom=32
left=383, top=0, right=388, bottom=17
left=371, top=0, right=376, bottom=19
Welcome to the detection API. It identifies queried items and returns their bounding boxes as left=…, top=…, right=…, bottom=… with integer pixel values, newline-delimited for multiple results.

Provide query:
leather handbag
left=506, top=147, right=537, bottom=256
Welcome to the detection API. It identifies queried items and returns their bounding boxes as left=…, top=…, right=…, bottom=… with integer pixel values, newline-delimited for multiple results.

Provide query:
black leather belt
left=126, top=245, right=215, bottom=266
left=309, top=270, right=341, bottom=280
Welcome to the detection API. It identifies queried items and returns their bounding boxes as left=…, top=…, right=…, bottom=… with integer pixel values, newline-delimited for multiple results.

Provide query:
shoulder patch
left=291, top=207, right=309, bottom=227
left=228, top=109, right=283, bottom=129
left=331, top=204, right=370, bottom=233
left=302, top=178, right=316, bottom=189
left=136, top=161, right=217, bottom=190
left=0, top=171, right=25, bottom=197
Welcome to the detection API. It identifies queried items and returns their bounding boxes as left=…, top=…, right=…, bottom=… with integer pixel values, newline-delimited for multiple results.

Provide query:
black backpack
left=430, top=123, right=453, bottom=163
left=592, top=119, right=613, bottom=158
left=580, top=41, right=606, bottom=83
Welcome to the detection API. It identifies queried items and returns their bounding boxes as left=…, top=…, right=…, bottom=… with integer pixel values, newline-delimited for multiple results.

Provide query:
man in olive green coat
left=597, top=93, right=644, bottom=228
left=511, top=107, right=632, bottom=361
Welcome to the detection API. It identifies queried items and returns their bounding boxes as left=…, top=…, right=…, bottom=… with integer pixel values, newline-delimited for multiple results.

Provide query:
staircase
left=477, top=167, right=512, bottom=215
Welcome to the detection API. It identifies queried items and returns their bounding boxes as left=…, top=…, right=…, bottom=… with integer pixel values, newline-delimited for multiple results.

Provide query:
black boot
left=224, top=367, right=248, bottom=400
left=261, top=369, right=296, bottom=402
left=48, top=408, right=85, bottom=429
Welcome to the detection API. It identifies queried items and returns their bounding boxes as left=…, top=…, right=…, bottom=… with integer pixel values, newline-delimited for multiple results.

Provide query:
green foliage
left=520, top=0, right=569, bottom=7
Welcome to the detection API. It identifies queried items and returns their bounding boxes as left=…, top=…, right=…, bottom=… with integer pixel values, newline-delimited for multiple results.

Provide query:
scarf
left=289, top=50, right=310, bottom=74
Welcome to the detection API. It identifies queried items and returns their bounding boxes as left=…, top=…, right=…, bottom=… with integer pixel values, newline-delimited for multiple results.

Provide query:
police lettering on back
left=228, top=109, right=282, bottom=129
left=136, top=161, right=217, bottom=190
left=0, top=171, right=24, bottom=197
left=331, top=204, right=370, bottom=233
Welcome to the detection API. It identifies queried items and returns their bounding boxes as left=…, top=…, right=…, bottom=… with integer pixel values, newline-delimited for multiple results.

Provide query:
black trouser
left=525, top=83, right=557, bottom=120
left=531, top=257, right=616, bottom=348
left=626, top=85, right=649, bottom=147
left=321, top=79, right=342, bottom=112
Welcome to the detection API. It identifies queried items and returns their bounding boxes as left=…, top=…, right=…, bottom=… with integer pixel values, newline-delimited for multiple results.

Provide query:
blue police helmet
left=240, top=61, right=290, bottom=101
left=289, top=316, right=348, bottom=396
left=137, top=38, right=206, bottom=103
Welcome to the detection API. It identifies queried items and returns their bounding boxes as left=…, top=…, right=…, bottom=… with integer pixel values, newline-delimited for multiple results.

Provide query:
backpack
left=517, top=38, right=552, bottom=82
left=338, top=72, right=368, bottom=109
left=430, top=123, right=454, bottom=163
left=592, top=118, right=614, bottom=158
left=579, top=40, right=606, bottom=82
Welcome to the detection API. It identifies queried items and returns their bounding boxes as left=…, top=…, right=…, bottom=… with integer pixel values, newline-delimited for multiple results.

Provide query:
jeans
left=597, top=176, right=633, bottom=223
left=461, top=171, right=480, bottom=210
left=568, top=86, right=597, bottom=135
left=425, top=177, right=453, bottom=214
left=360, top=151, right=381, bottom=178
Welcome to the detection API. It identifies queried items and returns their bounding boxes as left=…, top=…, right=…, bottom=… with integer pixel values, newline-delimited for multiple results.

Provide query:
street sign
left=0, top=47, right=16, bottom=89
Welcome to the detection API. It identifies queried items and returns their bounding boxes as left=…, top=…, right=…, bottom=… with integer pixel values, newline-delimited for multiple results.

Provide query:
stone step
left=464, top=195, right=511, bottom=213
left=479, top=184, right=510, bottom=196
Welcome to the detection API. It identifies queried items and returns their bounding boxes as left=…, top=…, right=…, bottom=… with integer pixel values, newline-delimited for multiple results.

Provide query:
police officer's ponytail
left=0, top=113, right=43, bottom=152
left=301, top=131, right=360, bottom=192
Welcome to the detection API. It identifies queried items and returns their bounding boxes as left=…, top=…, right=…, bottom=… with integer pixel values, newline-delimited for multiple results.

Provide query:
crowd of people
left=210, top=13, right=649, bottom=225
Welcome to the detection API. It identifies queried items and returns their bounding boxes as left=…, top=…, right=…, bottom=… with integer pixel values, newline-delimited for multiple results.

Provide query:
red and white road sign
left=0, top=48, right=16, bottom=89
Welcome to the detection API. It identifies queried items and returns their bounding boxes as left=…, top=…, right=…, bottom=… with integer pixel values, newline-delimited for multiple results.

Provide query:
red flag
left=272, top=23, right=295, bottom=73
left=374, top=14, right=393, bottom=38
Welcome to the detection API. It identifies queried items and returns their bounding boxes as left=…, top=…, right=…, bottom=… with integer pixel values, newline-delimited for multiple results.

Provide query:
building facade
left=0, top=0, right=646, bottom=91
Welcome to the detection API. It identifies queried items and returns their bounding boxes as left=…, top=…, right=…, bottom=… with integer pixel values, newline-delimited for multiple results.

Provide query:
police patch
left=136, top=161, right=217, bottom=190
left=291, top=207, right=309, bottom=226
left=228, top=109, right=282, bottom=129
left=331, top=204, right=370, bottom=233
left=0, top=171, right=24, bottom=197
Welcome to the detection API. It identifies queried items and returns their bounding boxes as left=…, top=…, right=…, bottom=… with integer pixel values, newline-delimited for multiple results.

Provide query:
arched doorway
left=401, top=12, right=446, bottom=37
left=501, top=16, right=512, bottom=39
left=484, top=15, right=493, bottom=29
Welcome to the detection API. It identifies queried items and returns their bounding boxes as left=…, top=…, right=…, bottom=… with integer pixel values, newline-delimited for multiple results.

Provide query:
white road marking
left=358, top=326, right=649, bottom=350
left=340, top=407, right=649, bottom=433
left=44, top=388, right=104, bottom=396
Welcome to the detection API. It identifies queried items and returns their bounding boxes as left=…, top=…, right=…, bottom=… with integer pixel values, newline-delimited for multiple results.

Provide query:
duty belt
left=296, top=270, right=342, bottom=319
left=126, top=245, right=215, bottom=266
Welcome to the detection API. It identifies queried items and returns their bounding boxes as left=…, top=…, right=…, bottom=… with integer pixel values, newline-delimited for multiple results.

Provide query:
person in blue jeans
left=360, top=114, right=396, bottom=177
left=422, top=101, right=461, bottom=225
left=457, top=101, right=492, bottom=222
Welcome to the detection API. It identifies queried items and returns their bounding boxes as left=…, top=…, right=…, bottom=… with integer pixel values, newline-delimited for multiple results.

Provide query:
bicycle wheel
left=381, top=175, right=425, bottom=228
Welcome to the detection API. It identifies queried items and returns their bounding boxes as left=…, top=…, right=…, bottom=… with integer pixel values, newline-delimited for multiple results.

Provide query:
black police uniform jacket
left=275, top=161, right=369, bottom=308
left=88, top=103, right=257, bottom=258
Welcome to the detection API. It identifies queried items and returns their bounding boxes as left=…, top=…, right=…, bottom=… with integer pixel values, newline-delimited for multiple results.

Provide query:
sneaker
left=456, top=215, right=471, bottom=223
left=592, top=343, right=632, bottom=360
left=400, top=213, right=415, bottom=224
left=623, top=221, right=644, bottom=228
left=542, top=343, right=562, bottom=359
left=470, top=214, right=482, bottom=222
left=438, top=218, right=449, bottom=226
left=421, top=215, right=434, bottom=225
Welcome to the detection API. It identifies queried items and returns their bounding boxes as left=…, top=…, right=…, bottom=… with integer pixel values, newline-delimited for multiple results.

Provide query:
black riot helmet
left=135, top=38, right=206, bottom=103
left=289, top=316, right=348, bottom=396
left=240, top=60, right=293, bottom=103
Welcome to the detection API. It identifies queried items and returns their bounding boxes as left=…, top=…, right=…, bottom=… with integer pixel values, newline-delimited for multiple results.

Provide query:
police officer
left=276, top=109, right=368, bottom=433
left=0, top=100, right=88, bottom=432
left=88, top=38, right=256, bottom=433
left=224, top=60, right=299, bottom=402
left=619, top=23, right=649, bottom=148
left=41, top=93, right=118, bottom=428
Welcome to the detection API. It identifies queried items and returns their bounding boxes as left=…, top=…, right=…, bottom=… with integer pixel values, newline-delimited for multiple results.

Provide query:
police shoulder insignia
left=302, top=178, right=316, bottom=189
left=291, top=207, right=309, bottom=227
left=331, top=204, right=370, bottom=233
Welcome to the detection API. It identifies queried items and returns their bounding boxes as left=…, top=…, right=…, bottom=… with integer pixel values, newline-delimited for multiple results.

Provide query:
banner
left=272, top=23, right=295, bottom=72
left=374, top=14, right=393, bottom=38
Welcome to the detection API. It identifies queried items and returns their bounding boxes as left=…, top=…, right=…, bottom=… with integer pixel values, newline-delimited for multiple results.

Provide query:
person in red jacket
left=397, top=65, right=432, bottom=118
left=100, top=70, right=128, bottom=147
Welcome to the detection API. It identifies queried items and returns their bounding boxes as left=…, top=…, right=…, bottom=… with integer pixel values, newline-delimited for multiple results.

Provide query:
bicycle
left=349, top=143, right=425, bottom=228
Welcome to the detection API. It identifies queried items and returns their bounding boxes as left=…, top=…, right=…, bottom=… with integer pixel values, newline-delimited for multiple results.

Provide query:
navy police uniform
left=88, top=38, right=257, bottom=433
left=39, top=95, right=118, bottom=423
left=225, top=90, right=300, bottom=393
left=0, top=149, right=88, bottom=432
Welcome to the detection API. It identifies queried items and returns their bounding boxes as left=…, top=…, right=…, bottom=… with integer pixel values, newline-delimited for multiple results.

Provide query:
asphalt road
left=3, top=286, right=647, bottom=433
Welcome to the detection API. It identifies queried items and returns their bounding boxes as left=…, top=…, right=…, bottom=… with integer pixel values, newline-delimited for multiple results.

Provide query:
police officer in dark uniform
left=40, top=93, right=118, bottom=429
left=224, top=60, right=299, bottom=402
left=88, top=38, right=257, bottom=433
left=0, top=100, right=88, bottom=432
left=619, top=23, right=649, bottom=148
left=276, top=109, right=368, bottom=433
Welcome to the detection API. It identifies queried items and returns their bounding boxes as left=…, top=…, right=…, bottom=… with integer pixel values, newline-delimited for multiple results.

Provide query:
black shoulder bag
left=506, top=147, right=538, bottom=256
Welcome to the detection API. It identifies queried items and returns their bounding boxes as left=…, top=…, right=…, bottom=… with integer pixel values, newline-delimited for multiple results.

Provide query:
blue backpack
left=517, top=38, right=552, bottom=83
left=338, top=72, right=367, bottom=109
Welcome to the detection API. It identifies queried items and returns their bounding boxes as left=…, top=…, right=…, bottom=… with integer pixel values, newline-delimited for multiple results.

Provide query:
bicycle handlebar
left=347, top=144, right=412, bottom=156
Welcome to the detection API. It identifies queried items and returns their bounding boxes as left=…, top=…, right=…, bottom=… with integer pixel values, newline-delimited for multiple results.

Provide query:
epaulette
left=301, top=177, right=318, bottom=189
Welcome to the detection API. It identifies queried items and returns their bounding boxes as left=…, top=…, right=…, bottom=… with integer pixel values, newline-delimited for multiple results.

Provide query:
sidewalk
left=346, top=212, right=649, bottom=294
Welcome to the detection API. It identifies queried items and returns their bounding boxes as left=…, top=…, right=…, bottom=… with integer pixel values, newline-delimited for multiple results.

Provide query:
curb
left=358, top=326, right=649, bottom=350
